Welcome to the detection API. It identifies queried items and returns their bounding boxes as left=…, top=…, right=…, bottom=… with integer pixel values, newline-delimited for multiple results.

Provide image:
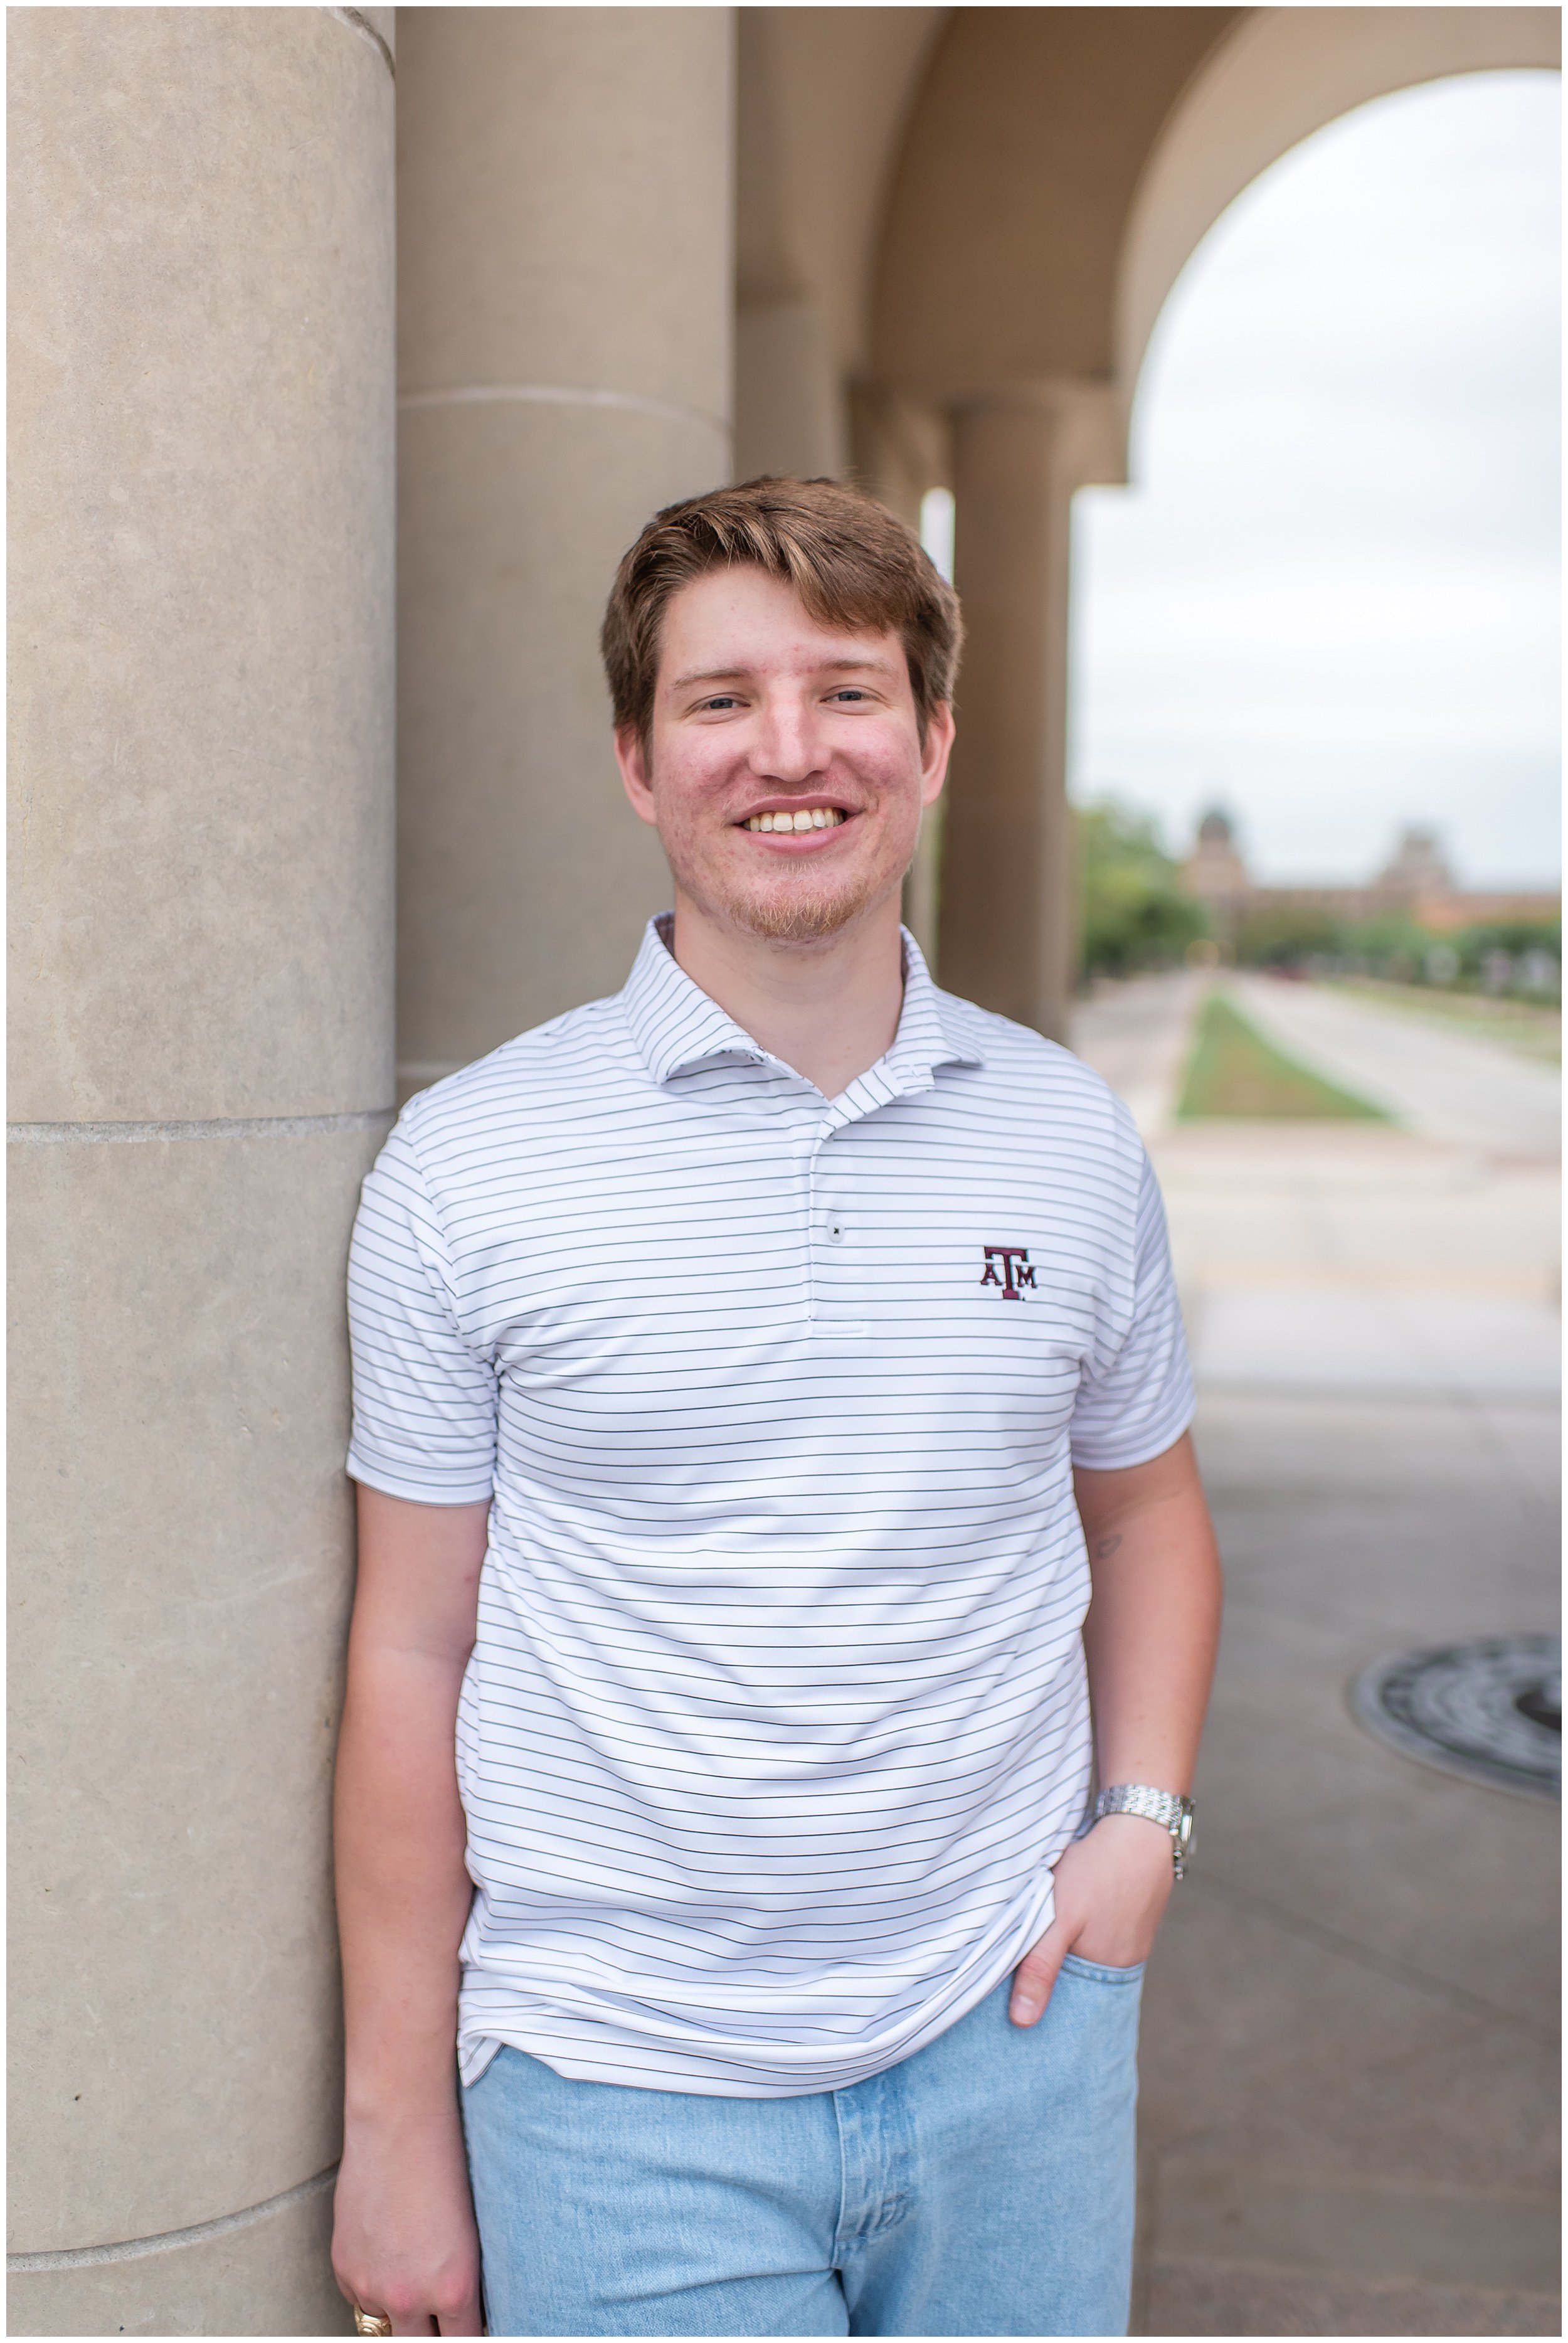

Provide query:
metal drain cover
left=1351, top=1635, right=1560, bottom=1800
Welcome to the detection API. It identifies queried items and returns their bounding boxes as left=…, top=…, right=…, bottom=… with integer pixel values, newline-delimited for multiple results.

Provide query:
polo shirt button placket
left=810, top=1124, right=866, bottom=1334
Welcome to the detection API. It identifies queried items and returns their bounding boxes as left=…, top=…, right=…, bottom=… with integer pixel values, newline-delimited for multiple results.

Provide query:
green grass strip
left=1175, top=992, right=1389, bottom=1122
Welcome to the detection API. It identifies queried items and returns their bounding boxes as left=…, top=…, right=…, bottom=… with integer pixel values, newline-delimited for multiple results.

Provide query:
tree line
left=1076, top=799, right=1560, bottom=1001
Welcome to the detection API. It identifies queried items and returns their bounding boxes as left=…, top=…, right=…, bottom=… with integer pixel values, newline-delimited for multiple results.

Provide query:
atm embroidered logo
left=980, top=1245, right=1035, bottom=1300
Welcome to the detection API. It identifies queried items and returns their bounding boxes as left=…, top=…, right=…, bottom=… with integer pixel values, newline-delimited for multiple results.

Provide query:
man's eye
left=700, top=696, right=741, bottom=712
left=829, top=689, right=869, bottom=703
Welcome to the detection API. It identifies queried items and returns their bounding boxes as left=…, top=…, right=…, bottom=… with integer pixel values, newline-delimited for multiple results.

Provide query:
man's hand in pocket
left=1009, top=1816, right=1175, bottom=2027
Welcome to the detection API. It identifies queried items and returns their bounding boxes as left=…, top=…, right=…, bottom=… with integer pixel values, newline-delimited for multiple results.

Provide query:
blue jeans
left=460, top=1957, right=1143, bottom=2336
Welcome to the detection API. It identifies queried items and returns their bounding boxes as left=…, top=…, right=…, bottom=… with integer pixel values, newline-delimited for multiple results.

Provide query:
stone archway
left=867, top=6, right=1560, bottom=1038
left=1115, top=6, right=1562, bottom=439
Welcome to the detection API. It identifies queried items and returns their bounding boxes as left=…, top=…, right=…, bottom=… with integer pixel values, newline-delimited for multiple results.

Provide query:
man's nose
left=751, top=694, right=826, bottom=782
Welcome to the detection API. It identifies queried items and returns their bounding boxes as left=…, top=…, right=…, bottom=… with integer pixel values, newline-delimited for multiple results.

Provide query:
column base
left=8, top=2170, right=349, bottom=2337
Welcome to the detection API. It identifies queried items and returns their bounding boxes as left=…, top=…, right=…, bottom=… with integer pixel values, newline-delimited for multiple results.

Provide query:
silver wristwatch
left=1093, top=1783, right=1195, bottom=1879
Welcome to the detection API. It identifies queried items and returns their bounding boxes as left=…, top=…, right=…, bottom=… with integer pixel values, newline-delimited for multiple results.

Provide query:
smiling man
left=332, top=478, right=1221, bottom=2339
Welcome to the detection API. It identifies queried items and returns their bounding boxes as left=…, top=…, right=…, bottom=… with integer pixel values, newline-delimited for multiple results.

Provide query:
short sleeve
left=1069, top=1151, right=1195, bottom=1470
left=346, top=1117, right=499, bottom=1504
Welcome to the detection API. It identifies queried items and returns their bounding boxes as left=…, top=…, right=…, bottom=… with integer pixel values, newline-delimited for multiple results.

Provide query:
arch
left=871, top=9, right=1240, bottom=410
left=1115, top=6, right=1561, bottom=429
left=870, top=8, right=1558, bottom=481
left=869, top=2, right=1560, bottom=1039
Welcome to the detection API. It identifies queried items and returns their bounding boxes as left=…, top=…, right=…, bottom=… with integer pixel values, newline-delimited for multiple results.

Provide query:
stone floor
left=1070, top=976, right=1562, bottom=2336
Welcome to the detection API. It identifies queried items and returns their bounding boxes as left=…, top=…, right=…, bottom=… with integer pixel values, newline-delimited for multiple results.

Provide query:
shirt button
left=828, top=1222, right=845, bottom=1244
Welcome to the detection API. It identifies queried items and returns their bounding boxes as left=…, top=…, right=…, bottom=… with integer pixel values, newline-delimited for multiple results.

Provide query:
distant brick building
left=1180, top=811, right=1559, bottom=944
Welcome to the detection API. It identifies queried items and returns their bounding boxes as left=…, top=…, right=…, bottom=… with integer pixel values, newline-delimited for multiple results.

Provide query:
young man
left=332, top=478, right=1221, bottom=2339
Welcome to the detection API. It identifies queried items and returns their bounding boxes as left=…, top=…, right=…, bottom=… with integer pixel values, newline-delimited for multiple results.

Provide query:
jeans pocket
left=1059, top=1951, right=1145, bottom=1985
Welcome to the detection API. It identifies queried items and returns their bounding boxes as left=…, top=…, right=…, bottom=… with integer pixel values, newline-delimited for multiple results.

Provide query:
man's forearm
left=1010, top=1435, right=1219, bottom=2024
left=336, top=1644, right=475, bottom=2115
left=331, top=1488, right=489, bottom=2334
left=1074, top=1433, right=1221, bottom=1791
left=335, top=1485, right=489, bottom=2113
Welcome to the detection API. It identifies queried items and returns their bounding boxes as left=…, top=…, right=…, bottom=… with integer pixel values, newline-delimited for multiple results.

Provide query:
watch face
left=1177, top=1810, right=1194, bottom=1854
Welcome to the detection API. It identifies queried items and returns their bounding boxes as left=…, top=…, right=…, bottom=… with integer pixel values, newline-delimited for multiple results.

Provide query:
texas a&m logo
left=980, top=1244, right=1035, bottom=1300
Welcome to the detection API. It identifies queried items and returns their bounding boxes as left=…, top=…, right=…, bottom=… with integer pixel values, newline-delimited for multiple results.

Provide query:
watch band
left=1093, top=1783, right=1196, bottom=1878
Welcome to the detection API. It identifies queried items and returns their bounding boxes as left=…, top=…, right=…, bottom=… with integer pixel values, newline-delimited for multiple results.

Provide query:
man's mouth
left=741, top=807, right=848, bottom=834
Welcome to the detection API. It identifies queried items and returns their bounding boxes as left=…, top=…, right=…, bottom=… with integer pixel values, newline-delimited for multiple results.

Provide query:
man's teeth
left=744, top=808, right=847, bottom=832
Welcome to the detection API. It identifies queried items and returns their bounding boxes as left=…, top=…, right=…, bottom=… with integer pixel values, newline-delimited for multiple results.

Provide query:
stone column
left=8, top=10, right=395, bottom=2333
left=396, top=7, right=735, bottom=1093
left=939, top=390, right=1118, bottom=1041
left=735, top=293, right=848, bottom=481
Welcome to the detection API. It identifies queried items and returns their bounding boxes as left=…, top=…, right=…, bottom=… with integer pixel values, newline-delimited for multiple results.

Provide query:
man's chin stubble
left=720, top=869, right=886, bottom=944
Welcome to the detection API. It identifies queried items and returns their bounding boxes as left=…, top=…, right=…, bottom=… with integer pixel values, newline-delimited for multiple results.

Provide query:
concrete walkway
left=1069, top=969, right=1207, bottom=1135
left=1232, top=974, right=1561, bottom=1160
left=1068, top=977, right=1561, bottom=2335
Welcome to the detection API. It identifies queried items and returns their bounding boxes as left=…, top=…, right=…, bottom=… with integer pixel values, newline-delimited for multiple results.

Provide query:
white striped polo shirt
left=346, top=918, right=1194, bottom=2096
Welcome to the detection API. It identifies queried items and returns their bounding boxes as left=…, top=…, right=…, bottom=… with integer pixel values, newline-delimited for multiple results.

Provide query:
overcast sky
left=1068, top=69, right=1560, bottom=888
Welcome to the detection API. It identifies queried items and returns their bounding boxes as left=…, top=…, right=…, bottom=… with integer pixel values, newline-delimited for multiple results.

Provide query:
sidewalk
left=1232, top=972, right=1560, bottom=1159
left=1070, top=977, right=1562, bottom=2336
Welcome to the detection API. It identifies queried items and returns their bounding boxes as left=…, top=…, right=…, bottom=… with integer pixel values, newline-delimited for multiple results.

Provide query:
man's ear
left=920, top=701, right=956, bottom=809
left=614, top=724, right=660, bottom=828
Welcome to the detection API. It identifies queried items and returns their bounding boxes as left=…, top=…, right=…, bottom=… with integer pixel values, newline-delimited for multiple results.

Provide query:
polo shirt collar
left=886, top=932, right=987, bottom=1087
left=621, top=915, right=986, bottom=1092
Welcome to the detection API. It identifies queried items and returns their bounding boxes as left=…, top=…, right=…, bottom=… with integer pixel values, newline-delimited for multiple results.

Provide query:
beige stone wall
left=8, top=2171, right=342, bottom=2339
left=735, top=7, right=946, bottom=483
left=873, top=8, right=1239, bottom=403
left=8, top=8, right=395, bottom=2330
left=395, top=6, right=735, bottom=1093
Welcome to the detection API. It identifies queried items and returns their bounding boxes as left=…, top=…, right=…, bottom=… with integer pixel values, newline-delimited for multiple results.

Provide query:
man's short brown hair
left=601, top=476, right=963, bottom=750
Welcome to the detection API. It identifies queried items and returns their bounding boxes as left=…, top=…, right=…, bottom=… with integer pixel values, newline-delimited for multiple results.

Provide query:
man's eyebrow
left=668, top=656, right=900, bottom=691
